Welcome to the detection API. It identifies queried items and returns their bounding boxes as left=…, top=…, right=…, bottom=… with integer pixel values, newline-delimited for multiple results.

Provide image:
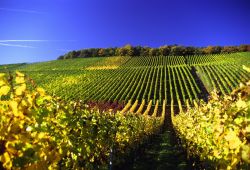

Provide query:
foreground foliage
left=172, top=69, right=250, bottom=169
left=0, top=72, right=162, bottom=169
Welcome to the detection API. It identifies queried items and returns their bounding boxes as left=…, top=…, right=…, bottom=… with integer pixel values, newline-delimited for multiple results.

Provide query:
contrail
left=0, top=40, right=76, bottom=42
left=0, top=40, right=76, bottom=49
left=0, top=43, right=36, bottom=48
left=0, top=8, right=45, bottom=14
left=0, top=40, right=50, bottom=42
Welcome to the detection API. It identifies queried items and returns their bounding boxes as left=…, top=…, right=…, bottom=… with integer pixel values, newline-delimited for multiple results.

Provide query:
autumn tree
left=221, top=46, right=239, bottom=53
left=183, top=46, right=195, bottom=56
left=98, top=49, right=105, bottom=57
left=203, top=46, right=222, bottom=54
left=149, top=48, right=160, bottom=56
left=140, top=47, right=150, bottom=56
left=58, top=45, right=248, bottom=60
left=170, top=46, right=184, bottom=56
left=238, top=45, right=248, bottom=52
left=203, top=46, right=214, bottom=54
left=159, top=46, right=171, bottom=56
left=133, top=46, right=143, bottom=56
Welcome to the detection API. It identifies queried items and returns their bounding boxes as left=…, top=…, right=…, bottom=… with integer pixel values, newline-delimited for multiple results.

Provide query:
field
left=3, top=52, right=250, bottom=111
left=0, top=52, right=250, bottom=169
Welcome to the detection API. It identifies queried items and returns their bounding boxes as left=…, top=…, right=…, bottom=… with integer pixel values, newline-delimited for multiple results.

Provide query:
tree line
left=58, top=44, right=250, bottom=60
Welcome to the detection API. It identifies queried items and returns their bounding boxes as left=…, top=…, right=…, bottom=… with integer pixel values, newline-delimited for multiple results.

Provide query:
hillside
left=2, top=53, right=250, bottom=107
left=0, top=52, right=250, bottom=169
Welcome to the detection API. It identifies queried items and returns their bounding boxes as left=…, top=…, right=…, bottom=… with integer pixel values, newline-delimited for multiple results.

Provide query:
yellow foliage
left=15, top=84, right=26, bottom=96
left=243, top=65, right=250, bottom=72
left=173, top=81, right=250, bottom=169
left=15, top=76, right=25, bottom=84
left=9, top=101, right=19, bottom=116
left=0, top=72, right=162, bottom=169
left=0, top=72, right=58, bottom=169
left=224, top=131, right=242, bottom=150
left=86, top=66, right=118, bottom=70
left=36, top=87, right=46, bottom=96
left=0, top=79, right=7, bottom=86
left=16, top=71, right=25, bottom=77
left=0, top=152, right=12, bottom=169
left=0, top=73, right=6, bottom=78
left=0, top=85, right=10, bottom=96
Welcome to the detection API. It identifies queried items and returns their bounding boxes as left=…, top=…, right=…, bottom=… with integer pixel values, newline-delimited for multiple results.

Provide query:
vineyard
left=4, top=52, right=250, bottom=108
left=0, top=52, right=250, bottom=169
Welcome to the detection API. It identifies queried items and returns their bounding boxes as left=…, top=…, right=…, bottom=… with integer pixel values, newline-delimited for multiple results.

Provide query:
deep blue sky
left=0, top=0, right=249, bottom=64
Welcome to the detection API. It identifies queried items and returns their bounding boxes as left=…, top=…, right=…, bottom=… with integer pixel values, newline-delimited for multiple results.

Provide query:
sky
left=0, top=0, right=249, bottom=64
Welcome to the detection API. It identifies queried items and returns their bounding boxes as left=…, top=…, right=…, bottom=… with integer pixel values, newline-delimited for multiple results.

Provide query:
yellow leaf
left=0, top=152, right=12, bottom=169
left=0, top=79, right=7, bottom=86
left=0, top=73, right=6, bottom=78
left=241, top=145, right=250, bottom=163
left=16, top=71, right=25, bottom=77
left=15, top=76, right=25, bottom=84
left=231, top=157, right=239, bottom=167
left=224, top=131, right=242, bottom=149
left=243, top=65, right=250, bottom=72
left=36, top=87, right=46, bottom=96
left=38, top=132, right=46, bottom=139
left=90, top=156, right=95, bottom=162
left=26, top=94, right=33, bottom=105
left=0, top=85, right=10, bottom=96
left=236, top=100, right=247, bottom=109
left=21, top=99, right=29, bottom=107
left=9, top=101, right=18, bottom=116
left=5, top=142, right=18, bottom=155
left=44, top=95, right=52, bottom=101
left=15, top=84, right=26, bottom=96
left=213, top=150, right=221, bottom=159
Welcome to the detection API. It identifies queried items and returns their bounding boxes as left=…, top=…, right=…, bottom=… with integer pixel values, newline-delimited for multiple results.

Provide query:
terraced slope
left=2, top=53, right=250, bottom=109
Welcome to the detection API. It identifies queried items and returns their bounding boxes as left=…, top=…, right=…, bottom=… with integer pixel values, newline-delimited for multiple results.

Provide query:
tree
left=194, top=48, right=204, bottom=55
left=106, top=48, right=116, bottom=56
left=184, top=46, right=195, bottom=56
left=98, top=49, right=105, bottom=57
left=170, top=46, right=184, bottom=56
left=149, top=48, right=160, bottom=56
left=140, top=47, right=150, bottom=56
left=57, top=45, right=246, bottom=60
left=133, top=46, right=143, bottom=56
left=202, top=46, right=222, bottom=54
left=79, top=50, right=89, bottom=58
left=115, top=44, right=134, bottom=56
left=238, top=45, right=248, bottom=52
left=123, top=44, right=134, bottom=56
left=115, top=48, right=125, bottom=56
left=203, top=46, right=214, bottom=54
left=221, top=46, right=239, bottom=53
left=63, top=50, right=80, bottom=59
left=57, top=55, right=64, bottom=60
left=214, top=46, right=222, bottom=54
left=159, top=46, right=170, bottom=56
